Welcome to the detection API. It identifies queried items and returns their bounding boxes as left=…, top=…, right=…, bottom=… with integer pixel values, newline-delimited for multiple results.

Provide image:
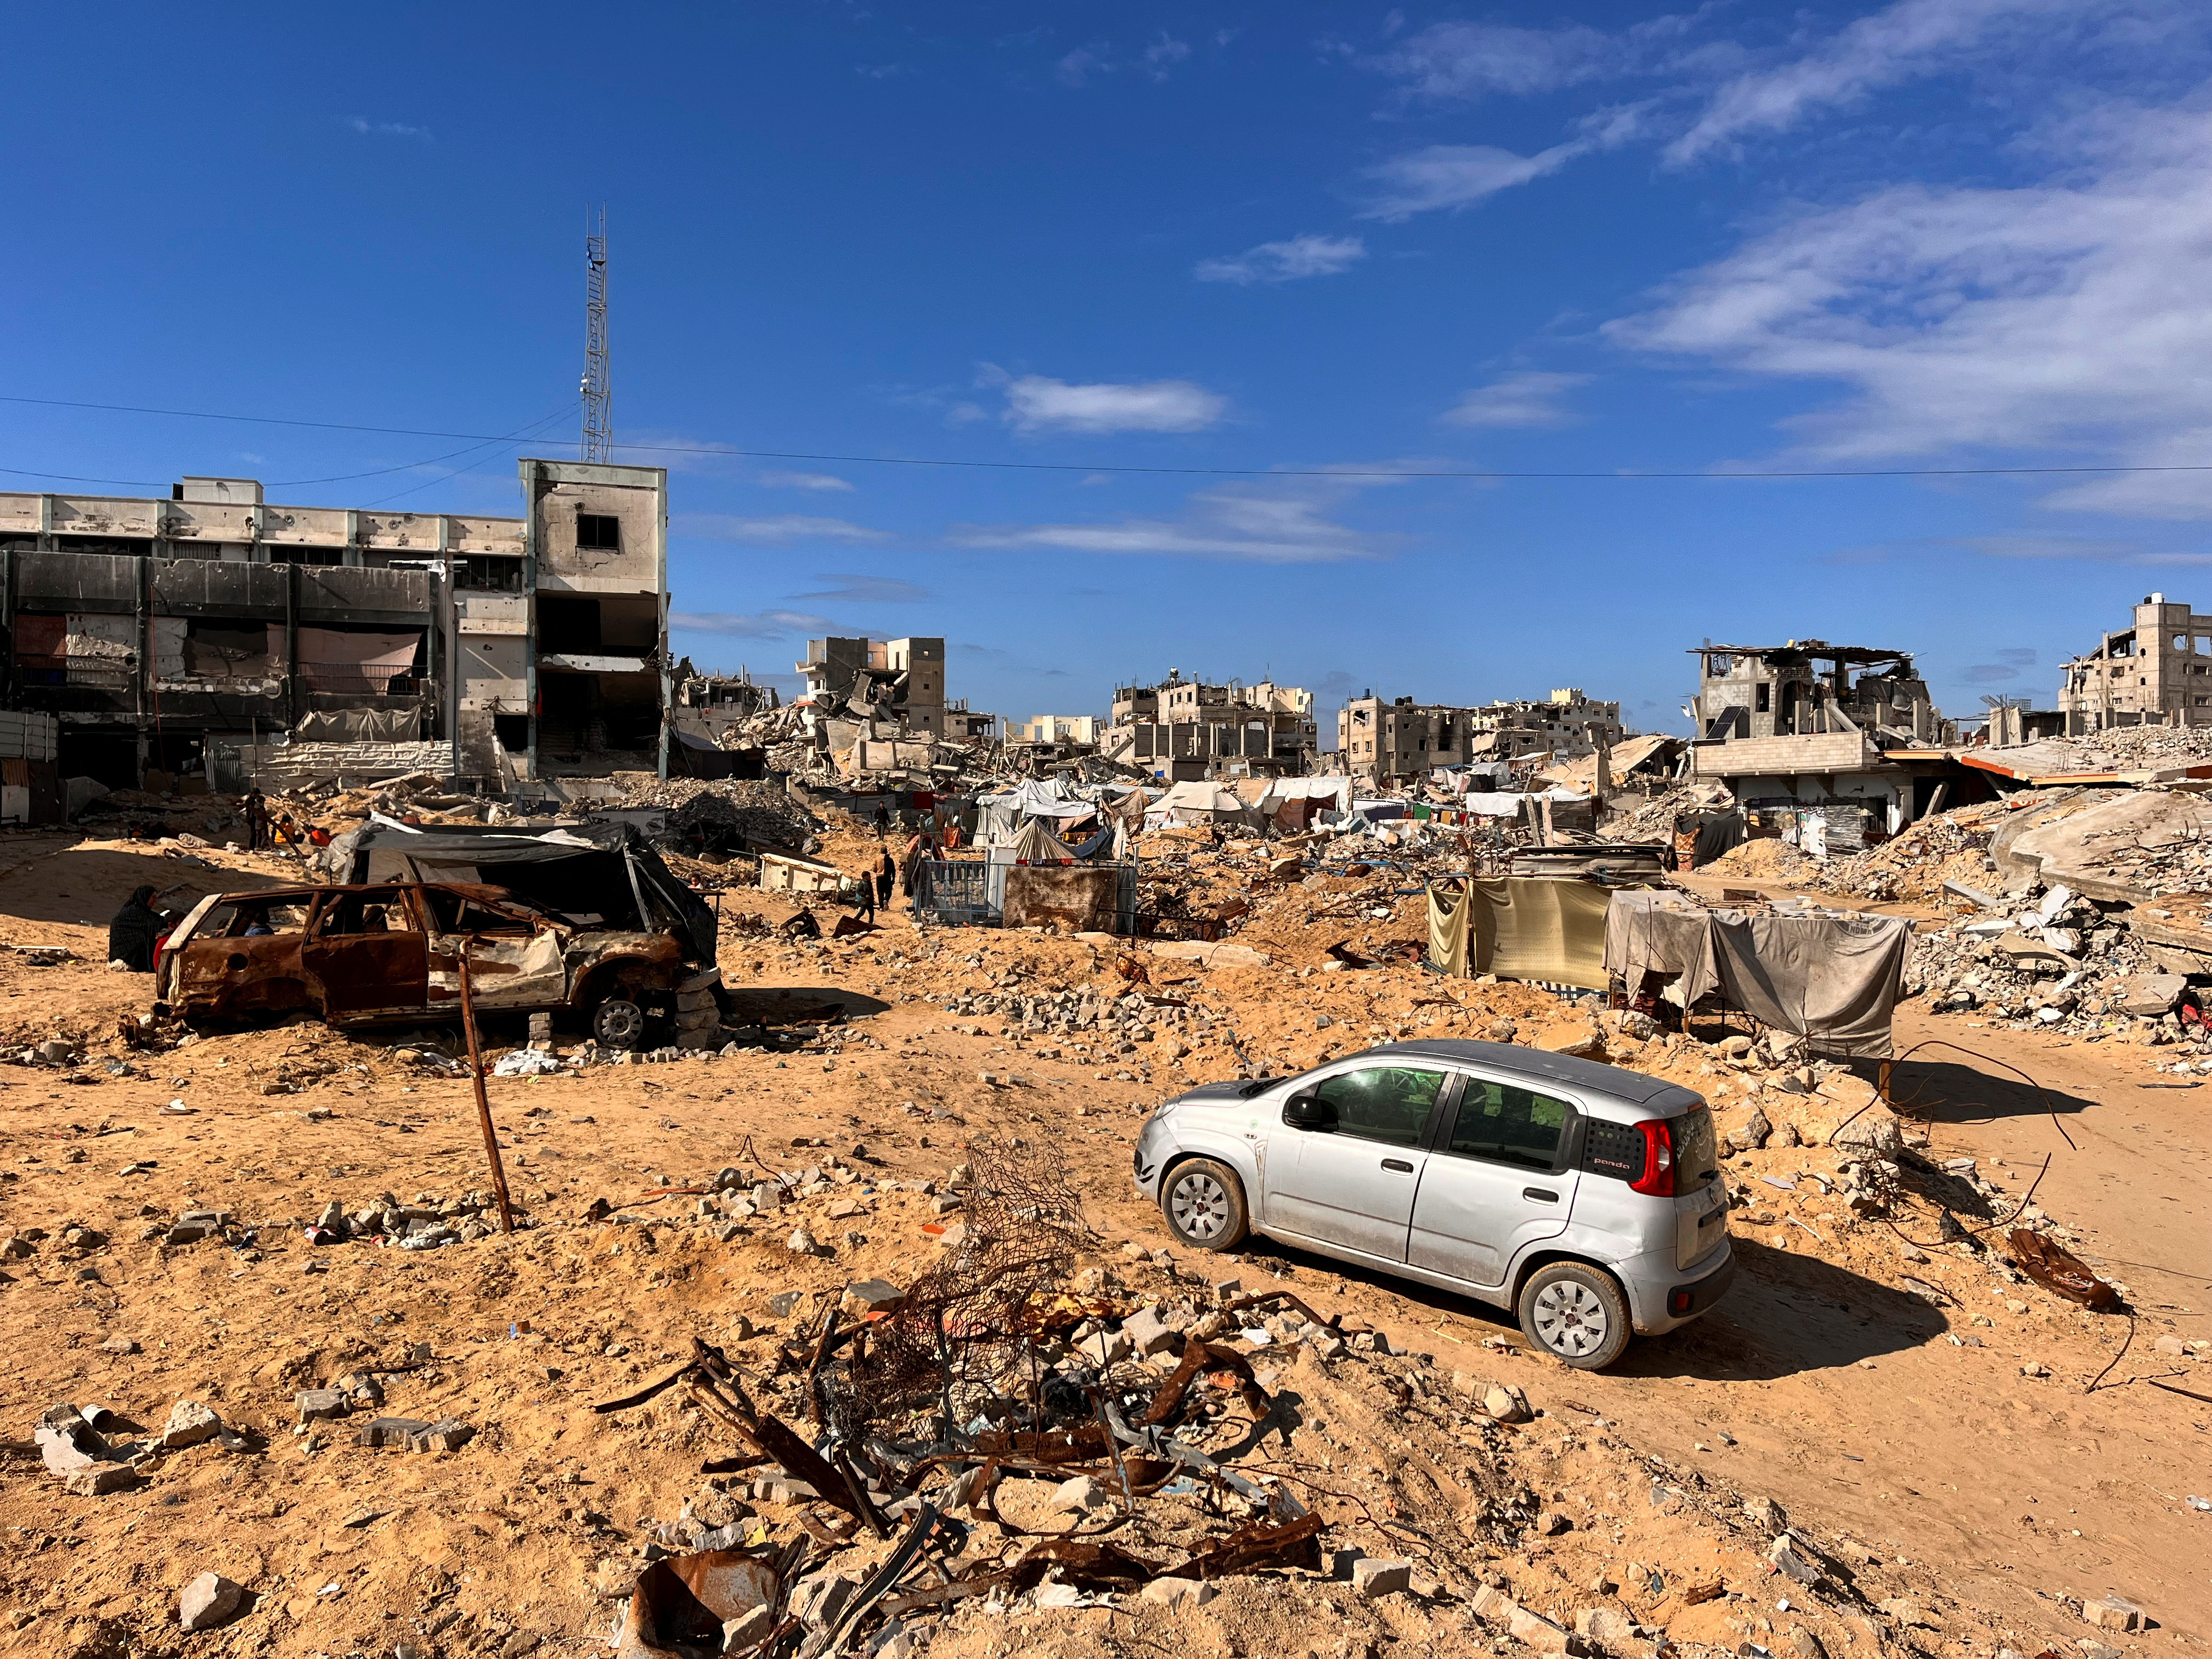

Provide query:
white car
left=1131, top=1039, right=1733, bottom=1369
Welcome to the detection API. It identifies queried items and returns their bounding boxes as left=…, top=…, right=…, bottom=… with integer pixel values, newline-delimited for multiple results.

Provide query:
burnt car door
left=299, top=886, right=431, bottom=1023
left=420, top=885, right=569, bottom=1011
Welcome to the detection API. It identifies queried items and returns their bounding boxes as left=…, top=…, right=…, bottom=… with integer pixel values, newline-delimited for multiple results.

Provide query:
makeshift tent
left=974, top=778, right=1102, bottom=842
left=1008, top=817, right=1083, bottom=865
left=1603, top=890, right=1910, bottom=1058
left=1148, top=781, right=1249, bottom=826
left=1427, top=877, right=1612, bottom=990
left=1253, top=775, right=1353, bottom=831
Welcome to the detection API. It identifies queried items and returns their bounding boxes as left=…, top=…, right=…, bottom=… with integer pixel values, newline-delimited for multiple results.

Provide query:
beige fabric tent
left=1427, top=877, right=1611, bottom=991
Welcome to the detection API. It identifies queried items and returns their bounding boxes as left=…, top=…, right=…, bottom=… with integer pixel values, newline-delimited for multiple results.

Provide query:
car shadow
left=1229, top=1233, right=1948, bottom=1382
left=1867, top=1054, right=2097, bottom=1130
left=725, top=986, right=892, bottom=1024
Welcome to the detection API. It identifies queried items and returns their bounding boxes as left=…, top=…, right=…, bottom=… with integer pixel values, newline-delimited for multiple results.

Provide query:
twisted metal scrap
left=831, top=1133, right=1096, bottom=1437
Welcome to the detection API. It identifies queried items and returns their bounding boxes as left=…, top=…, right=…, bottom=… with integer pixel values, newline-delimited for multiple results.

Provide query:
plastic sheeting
left=1427, top=877, right=1612, bottom=990
left=1604, top=890, right=1910, bottom=1058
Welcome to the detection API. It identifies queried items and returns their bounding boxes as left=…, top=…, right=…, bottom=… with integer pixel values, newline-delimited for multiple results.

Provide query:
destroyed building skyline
left=1336, top=688, right=1625, bottom=786
left=0, top=459, right=669, bottom=800
left=2058, top=591, right=2212, bottom=734
left=1104, top=669, right=1317, bottom=782
left=795, top=636, right=947, bottom=737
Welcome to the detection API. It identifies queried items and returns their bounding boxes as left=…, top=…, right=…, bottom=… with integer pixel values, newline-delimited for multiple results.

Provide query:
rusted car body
left=155, top=880, right=703, bottom=1047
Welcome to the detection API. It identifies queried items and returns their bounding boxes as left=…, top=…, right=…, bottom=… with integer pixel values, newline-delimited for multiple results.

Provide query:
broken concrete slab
left=159, top=1400, right=223, bottom=1451
left=1351, top=1558, right=1412, bottom=1598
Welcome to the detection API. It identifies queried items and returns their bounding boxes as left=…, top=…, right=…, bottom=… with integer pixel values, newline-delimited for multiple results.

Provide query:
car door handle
left=1381, top=1158, right=1414, bottom=1173
left=1523, top=1187, right=1559, bottom=1203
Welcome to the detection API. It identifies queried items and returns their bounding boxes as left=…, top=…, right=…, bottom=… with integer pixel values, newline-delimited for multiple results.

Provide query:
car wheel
left=592, top=997, right=646, bottom=1051
left=1518, top=1262, right=1632, bottom=1370
left=1160, top=1157, right=1248, bottom=1251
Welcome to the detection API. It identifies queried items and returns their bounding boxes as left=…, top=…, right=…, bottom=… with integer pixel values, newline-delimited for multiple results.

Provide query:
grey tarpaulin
left=1605, top=890, right=1717, bottom=1002
left=1605, top=890, right=1910, bottom=1059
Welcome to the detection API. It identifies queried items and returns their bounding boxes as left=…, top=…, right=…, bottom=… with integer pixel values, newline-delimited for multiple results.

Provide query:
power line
left=3, top=391, right=2210, bottom=480
left=0, top=403, right=578, bottom=495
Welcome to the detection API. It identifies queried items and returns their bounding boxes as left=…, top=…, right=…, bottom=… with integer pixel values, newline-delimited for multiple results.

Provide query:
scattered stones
left=1141, top=1578, right=1219, bottom=1608
left=179, top=1571, right=246, bottom=1633
left=158, top=1400, right=223, bottom=1450
left=296, top=1389, right=348, bottom=1424
left=1483, top=1383, right=1533, bottom=1424
left=1049, top=1475, right=1111, bottom=1515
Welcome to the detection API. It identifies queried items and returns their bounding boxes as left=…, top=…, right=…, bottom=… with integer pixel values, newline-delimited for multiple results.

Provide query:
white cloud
left=1146, top=33, right=1192, bottom=79
left=953, top=480, right=1391, bottom=563
left=347, top=117, right=431, bottom=139
left=1361, top=19, right=1638, bottom=101
left=1195, top=234, right=1367, bottom=285
left=786, top=574, right=933, bottom=603
left=670, top=608, right=845, bottom=639
left=1667, top=0, right=2072, bottom=164
left=987, top=370, right=1228, bottom=434
left=1609, top=103, right=2212, bottom=518
left=757, top=470, right=855, bottom=492
left=1057, top=46, right=1108, bottom=87
left=1442, top=371, right=1593, bottom=428
left=1355, top=142, right=1586, bottom=221
left=673, top=513, right=889, bottom=543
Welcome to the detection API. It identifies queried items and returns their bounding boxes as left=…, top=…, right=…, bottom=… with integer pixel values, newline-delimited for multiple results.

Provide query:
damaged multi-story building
left=0, top=459, right=669, bottom=800
left=1688, top=638, right=1955, bottom=841
left=795, top=637, right=947, bottom=737
left=2058, top=592, right=2212, bottom=733
left=1336, top=688, right=1625, bottom=786
left=1103, top=670, right=1317, bottom=781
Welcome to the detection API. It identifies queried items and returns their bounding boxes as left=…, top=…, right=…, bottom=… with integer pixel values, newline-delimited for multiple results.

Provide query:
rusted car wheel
left=593, top=997, right=646, bottom=1051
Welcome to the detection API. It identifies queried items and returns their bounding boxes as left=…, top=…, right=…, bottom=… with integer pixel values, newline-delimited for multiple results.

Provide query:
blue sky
left=10, top=1, right=2212, bottom=740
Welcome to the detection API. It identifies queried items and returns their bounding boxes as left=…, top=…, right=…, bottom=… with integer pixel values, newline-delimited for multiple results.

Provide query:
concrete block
left=356, top=1415, right=433, bottom=1449
left=2084, top=1598, right=2145, bottom=1633
left=295, top=1389, right=348, bottom=1424
left=1351, top=1558, right=1412, bottom=1598
left=64, top=1465, right=137, bottom=1496
left=1141, top=1578, right=1218, bottom=1607
left=1124, top=1304, right=1177, bottom=1357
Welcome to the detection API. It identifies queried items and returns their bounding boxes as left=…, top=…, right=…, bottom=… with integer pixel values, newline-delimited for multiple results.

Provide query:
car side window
left=1304, top=1066, right=1446, bottom=1147
left=1447, top=1079, right=1572, bottom=1170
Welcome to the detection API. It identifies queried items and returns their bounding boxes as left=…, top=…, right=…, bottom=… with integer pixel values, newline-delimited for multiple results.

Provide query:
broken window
left=1755, top=684, right=1770, bottom=713
left=575, top=512, right=620, bottom=551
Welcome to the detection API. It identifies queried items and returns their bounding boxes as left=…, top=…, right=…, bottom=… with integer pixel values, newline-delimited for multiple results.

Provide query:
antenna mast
left=582, top=207, right=612, bottom=463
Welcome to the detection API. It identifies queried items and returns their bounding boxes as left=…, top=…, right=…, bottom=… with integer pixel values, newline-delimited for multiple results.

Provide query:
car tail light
left=1630, top=1119, right=1676, bottom=1197
left=1668, top=1288, right=1694, bottom=1316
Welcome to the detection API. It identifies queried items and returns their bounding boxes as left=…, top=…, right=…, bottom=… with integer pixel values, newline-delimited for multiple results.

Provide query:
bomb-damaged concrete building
left=0, top=459, right=669, bottom=800
left=1687, top=639, right=1957, bottom=843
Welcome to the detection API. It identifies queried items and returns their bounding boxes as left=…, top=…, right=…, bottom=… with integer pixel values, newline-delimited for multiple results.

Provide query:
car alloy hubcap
left=1533, top=1282, right=1607, bottom=1357
left=1170, top=1172, right=1229, bottom=1240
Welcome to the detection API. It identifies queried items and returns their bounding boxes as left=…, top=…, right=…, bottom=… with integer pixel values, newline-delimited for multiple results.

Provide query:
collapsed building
left=1337, top=688, right=1625, bottom=786
left=2058, top=591, right=2212, bottom=734
left=1103, top=670, right=1317, bottom=780
left=0, top=460, right=670, bottom=802
left=795, top=636, right=946, bottom=737
left=1686, top=640, right=1956, bottom=849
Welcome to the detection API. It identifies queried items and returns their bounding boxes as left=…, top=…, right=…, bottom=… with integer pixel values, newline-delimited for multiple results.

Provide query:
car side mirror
left=1282, top=1092, right=1335, bottom=1131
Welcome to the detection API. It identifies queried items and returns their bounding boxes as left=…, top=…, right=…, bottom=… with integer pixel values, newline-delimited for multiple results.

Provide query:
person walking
left=243, top=788, right=269, bottom=851
left=851, top=868, right=876, bottom=924
left=876, top=847, right=896, bottom=912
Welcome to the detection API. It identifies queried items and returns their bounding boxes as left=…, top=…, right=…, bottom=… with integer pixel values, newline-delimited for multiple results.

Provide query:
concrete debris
left=178, top=1571, right=246, bottom=1633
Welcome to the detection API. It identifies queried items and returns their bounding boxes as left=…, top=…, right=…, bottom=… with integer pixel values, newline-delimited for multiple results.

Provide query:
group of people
left=241, top=789, right=325, bottom=856
left=853, top=805, right=954, bottom=924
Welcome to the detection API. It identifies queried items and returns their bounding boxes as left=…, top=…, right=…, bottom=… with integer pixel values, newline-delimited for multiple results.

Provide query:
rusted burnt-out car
left=155, top=879, right=718, bottom=1049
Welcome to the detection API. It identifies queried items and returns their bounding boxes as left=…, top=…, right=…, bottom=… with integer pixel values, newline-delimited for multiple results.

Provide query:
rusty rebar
left=455, top=953, right=516, bottom=1234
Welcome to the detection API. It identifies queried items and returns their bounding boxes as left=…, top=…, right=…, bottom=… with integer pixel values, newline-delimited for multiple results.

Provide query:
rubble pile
left=1904, top=880, right=2204, bottom=1050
